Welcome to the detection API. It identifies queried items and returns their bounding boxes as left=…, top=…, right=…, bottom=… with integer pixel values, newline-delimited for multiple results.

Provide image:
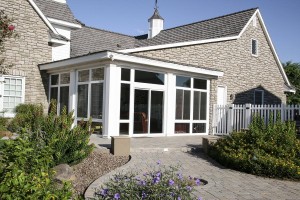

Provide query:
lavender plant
left=95, top=161, right=203, bottom=200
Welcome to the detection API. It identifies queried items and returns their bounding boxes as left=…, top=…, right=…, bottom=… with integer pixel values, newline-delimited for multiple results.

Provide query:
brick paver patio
left=86, top=135, right=300, bottom=200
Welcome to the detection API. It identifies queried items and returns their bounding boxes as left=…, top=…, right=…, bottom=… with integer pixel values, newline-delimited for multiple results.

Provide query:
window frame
left=0, top=75, right=25, bottom=118
left=251, top=39, right=258, bottom=56
left=175, top=75, right=209, bottom=134
left=254, top=89, right=264, bottom=105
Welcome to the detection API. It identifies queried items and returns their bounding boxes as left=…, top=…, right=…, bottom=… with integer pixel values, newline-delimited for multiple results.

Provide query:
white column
left=166, top=73, right=176, bottom=136
left=69, top=70, right=77, bottom=127
left=103, top=64, right=121, bottom=138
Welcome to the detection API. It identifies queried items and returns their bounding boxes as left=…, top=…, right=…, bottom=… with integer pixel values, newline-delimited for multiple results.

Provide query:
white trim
left=27, top=0, right=59, bottom=35
left=48, top=18, right=82, bottom=29
left=119, top=36, right=238, bottom=53
left=40, top=51, right=224, bottom=77
left=49, top=38, right=68, bottom=46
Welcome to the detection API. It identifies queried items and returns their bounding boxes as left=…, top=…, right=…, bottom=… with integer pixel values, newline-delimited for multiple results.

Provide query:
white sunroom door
left=133, top=89, right=164, bottom=135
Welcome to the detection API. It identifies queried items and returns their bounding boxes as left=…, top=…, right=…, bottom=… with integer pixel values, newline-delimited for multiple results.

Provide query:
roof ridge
left=83, top=25, right=134, bottom=38
left=160, top=7, right=258, bottom=32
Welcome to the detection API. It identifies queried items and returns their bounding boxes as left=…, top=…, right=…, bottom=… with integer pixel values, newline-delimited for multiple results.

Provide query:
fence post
left=281, top=103, right=285, bottom=121
left=212, top=104, right=216, bottom=135
left=245, top=104, right=251, bottom=128
left=227, top=104, right=234, bottom=133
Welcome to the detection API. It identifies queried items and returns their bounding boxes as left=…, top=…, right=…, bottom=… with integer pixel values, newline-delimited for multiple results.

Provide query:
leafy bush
left=209, top=115, right=300, bottom=180
left=8, top=103, right=44, bottom=133
left=96, top=162, right=203, bottom=200
left=0, top=136, right=72, bottom=199
left=0, top=117, right=8, bottom=131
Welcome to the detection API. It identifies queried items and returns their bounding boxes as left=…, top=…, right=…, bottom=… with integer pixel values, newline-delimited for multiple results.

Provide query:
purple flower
left=143, top=173, right=148, bottom=177
left=195, top=178, right=201, bottom=186
left=178, top=197, right=181, bottom=200
left=156, top=172, right=161, bottom=177
left=142, top=191, right=147, bottom=199
left=186, top=186, right=192, bottom=191
left=100, top=189, right=108, bottom=196
left=152, top=176, right=160, bottom=184
left=169, top=192, right=175, bottom=197
left=138, top=180, right=146, bottom=186
left=177, top=173, right=183, bottom=180
left=157, top=160, right=161, bottom=165
left=198, top=197, right=203, bottom=200
left=189, top=175, right=192, bottom=180
left=169, top=179, right=175, bottom=186
left=114, top=193, right=120, bottom=199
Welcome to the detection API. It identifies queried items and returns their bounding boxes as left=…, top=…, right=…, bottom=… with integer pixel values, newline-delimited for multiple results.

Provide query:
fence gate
left=213, top=104, right=300, bottom=135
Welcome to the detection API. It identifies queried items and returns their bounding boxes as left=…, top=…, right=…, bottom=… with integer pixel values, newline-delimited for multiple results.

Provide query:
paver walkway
left=86, top=135, right=300, bottom=200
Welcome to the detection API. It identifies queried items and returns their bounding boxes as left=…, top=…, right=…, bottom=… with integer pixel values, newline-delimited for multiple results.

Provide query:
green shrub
left=96, top=162, right=202, bottom=200
left=0, top=117, right=8, bottom=131
left=209, top=115, right=300, bottom=180
left=0, top=136, right=72, bottom=199
left=8, top=103, right=44, bottom=133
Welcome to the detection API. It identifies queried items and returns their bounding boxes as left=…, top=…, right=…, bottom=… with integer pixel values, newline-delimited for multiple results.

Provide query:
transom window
left=175, top=76, right=208, bottom=134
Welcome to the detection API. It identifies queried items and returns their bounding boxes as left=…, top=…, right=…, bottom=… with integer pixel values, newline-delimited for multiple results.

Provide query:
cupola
left=148, top=1, right=164, bottom=39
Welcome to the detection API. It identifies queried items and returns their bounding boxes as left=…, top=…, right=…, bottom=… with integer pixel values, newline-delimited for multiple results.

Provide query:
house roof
left=148, top=8, right=164, bottom=21
left=33, top=0, right=80, bottom=25
left=135, top=8, right=257, bottom=47
left=70, top=8, right=257, bottom=56
left=71, top=26, right=136, bottom=57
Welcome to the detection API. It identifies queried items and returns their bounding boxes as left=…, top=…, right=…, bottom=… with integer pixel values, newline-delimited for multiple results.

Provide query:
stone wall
left=133, top=15, right=287, bottom=133
left=0, top=0, right=52, bottom=109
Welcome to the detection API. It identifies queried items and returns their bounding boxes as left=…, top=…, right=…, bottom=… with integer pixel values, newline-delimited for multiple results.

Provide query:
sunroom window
left=175, top=76, right=208, bottom=134
left=50, top=73, right=70, bottom=114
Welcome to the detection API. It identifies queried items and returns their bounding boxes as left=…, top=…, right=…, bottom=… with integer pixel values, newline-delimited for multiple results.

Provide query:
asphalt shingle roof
left=33, top=0, right=80, bottom=25
left=70, top=8, right=257, bottom=57
left=71, top=26, right=136, bottom=57
left=135, top=8, right=257, bottom=47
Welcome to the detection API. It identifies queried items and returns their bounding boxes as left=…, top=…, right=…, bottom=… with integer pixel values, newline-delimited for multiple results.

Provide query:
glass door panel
left=134, top=89, right=149, bottom=134
left=150, top=91, right=163, bottom=134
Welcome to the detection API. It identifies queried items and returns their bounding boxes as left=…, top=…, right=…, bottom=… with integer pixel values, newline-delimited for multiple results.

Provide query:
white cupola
left=148, top=2, right=164, bottom=39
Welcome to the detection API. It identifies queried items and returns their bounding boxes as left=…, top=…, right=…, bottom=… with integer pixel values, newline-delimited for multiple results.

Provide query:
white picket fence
left=213, top=104, right=300, bottom=135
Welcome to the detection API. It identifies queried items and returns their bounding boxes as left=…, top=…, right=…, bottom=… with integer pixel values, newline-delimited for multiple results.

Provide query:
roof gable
left=33, top=0, right=80, bottom=25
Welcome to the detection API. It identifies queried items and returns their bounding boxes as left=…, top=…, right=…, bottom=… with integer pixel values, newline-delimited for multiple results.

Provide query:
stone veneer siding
left=0, top=0, right=52, bottom=109
left=133, top=15, right=287, bottom=133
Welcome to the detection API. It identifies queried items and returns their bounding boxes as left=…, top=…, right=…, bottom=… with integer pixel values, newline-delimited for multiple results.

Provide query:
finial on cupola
left=148, top=0, right=164, bottom=39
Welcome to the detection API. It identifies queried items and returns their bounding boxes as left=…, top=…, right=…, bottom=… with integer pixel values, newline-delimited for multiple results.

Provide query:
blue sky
left=68, top=0, right=300, bottom=63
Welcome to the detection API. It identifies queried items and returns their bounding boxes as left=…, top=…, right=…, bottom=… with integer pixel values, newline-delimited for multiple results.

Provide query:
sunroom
left=39, top=51, right=223, bottom=137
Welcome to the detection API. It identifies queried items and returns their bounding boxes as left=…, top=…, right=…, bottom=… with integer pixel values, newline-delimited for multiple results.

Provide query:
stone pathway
left=86, top=136, right=300, bottom=200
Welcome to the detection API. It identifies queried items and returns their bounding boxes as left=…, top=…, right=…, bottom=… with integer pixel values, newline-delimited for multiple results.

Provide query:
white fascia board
left=40, top=51, right=223, bottom=77
left=27, top=0, right=59, bottom=35
left=48, top=18, right=82, bottom=29
left=109, top=52, right=223, bottom=77
left=119, top=36, right=238, bottom=53
left=238, top=10, right=259, bottom=38
left=39, top=52, right=109, bottom=70
left=256, top=10, right=291, bottom=86
left=49, top=38, right=68, bottom=46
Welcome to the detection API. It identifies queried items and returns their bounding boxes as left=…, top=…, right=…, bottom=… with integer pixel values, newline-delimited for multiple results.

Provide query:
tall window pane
left=60, top=86, right=69, bottom=114
left=120, top=84, right=130, bottom=119
left=91, top=83, right=103, bottom=119
left=200, top=92, right=207, bottom=120
left=176, top=89, right=190, bottom=120
left=193, top=91, right=207, bottom=120
left=77, top=85, right=88, bottom=118
left=50, top=87, right=58, bottom=102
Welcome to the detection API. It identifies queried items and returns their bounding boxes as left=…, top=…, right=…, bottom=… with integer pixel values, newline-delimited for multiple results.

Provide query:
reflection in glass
left=193, top=91, right=207, bottom=120
left=92, top=68, right=104, bottom=81
left=91, top=122, right=102, bottom=135
left=150, top=91, right=163, bottom=134
left=134, top=89, right=149, bottom=134
left=50, top=87, right=58, bottom=102
left=121, top=68, right=130, bottom=81
left=77, top=84, right=88, bottom=118
left=135, top=70, right=164, bottom=85
left=176, top=76, right=191, bottom=87
left=60, top=73, right=70, bottom=84
left=78, top=70, right=89, bottom=82
left=176, top=89, right=190, bottom=120
left=51, top=75, right=59, bottom=85
left=193, top=123, right=206, bottom=133
left=60, top=86, right=69, bottom=114
left=91, top=83, right=103, bottom=119
left=120, top=123, right=129, bottom=135
left=120, top=84, right=130, bottom=119
left=175, top=123, right=189, bottom=133
left=194, top=79, right=207, bottom=89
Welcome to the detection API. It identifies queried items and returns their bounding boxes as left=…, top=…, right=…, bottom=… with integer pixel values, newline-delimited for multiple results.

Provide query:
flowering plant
left=0, top=10, right=17, bottom=74
left=95, top=161, right=203, bottom=200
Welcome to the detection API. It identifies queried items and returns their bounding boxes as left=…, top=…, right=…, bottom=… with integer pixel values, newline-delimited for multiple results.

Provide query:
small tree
left=283, top=61, right=300, bottom=104
left=0, top=10, right=17, bottom=74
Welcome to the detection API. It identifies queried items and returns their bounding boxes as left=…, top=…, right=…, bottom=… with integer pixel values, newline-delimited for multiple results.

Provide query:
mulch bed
left=72, top=148, right=129, bottom=195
